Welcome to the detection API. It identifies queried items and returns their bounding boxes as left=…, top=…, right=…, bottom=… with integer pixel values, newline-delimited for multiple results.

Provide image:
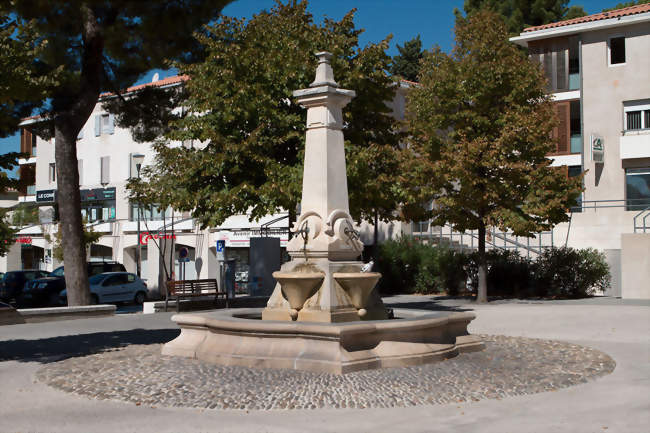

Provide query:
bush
left=375, top=237, right=610, bottom=299
left=375, top=236, right=465, bottom=295
left=466, top=249, right=535, bottom=298
left=534, top=247, right=610, bottom=298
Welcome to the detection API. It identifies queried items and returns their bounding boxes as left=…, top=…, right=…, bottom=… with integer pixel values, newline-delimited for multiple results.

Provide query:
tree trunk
left=54, top=4, right=104, bottom=306
left=476, top=220, right=488, bottom=303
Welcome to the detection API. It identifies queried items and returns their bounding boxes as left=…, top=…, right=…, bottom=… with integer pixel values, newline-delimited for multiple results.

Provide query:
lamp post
left=132, top=154, right=145, bottom=278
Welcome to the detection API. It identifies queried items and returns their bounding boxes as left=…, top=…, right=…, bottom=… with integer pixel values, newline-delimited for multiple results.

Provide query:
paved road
left=0, top=296, right=648, bottom=433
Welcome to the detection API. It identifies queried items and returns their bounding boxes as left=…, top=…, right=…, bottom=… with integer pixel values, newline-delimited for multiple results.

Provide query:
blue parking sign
left=216, top=240, right=225, bottom=261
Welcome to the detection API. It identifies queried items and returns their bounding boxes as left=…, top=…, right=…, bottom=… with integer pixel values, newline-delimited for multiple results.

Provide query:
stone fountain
left=162, top=52, right=483, bottom=374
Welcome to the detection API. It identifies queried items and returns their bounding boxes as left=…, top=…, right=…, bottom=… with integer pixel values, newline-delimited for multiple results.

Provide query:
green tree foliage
left=455, top=0, right=587, bottom=34
left=390, top=35, right=423, bottom=82
left=603, top=0, right=649, bottom=12
left=0, top=152, right=23, bottom=256
left=129, top=1, right=425, bottom=229
left=3, top=0, right=231, bottom=305
left=406, top=11, right=582, bottom=303
left=0, top=9, right=61, bottom=137
left=45, top=219, right=102, bottom=263
left=11, top=204, right=39, bottom=227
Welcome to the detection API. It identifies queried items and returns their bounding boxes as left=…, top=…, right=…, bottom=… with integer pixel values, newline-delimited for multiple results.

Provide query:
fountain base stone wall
left=162, top=308, right=484, bottom=374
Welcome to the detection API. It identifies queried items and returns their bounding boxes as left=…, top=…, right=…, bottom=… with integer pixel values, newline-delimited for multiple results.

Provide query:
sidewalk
left=0, top=296, right=648, bottom=433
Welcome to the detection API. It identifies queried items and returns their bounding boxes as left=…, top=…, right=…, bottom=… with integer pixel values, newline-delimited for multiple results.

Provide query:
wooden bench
left=165, top=279, right=227, bottom=312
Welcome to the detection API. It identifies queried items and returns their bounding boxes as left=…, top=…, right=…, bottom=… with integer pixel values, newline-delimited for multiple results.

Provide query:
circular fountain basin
left=162, top=308, right=484, bottom=374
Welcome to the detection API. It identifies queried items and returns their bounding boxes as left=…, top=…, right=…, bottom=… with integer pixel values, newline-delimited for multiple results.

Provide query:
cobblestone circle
left=36, top=335, right=615, bottom=410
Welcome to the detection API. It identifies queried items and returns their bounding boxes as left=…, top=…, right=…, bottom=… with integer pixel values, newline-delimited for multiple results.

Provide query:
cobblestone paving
left=35, top=335, right=615, bottom=410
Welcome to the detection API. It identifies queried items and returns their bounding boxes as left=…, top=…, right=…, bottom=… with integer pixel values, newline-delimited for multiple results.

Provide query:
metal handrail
left=633, top=206, right=650, bottom=233
left=411, top=222, right=552, bottom=258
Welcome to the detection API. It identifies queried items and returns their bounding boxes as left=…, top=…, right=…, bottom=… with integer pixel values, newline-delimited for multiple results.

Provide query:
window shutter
left=128, top=153, right=133, bottom=179
left=94, top=115, right=101, bottom=136
left=78, top=159, right=83, bottom=185
left=101, top=156, right=110, bottom=184
left=555, top=43, right=568, bottom=91
left=107, top=114, right=115, bottom=134
left=543, top=47, right=553, bottom=91
left=555, top=102, right=570, bottom=154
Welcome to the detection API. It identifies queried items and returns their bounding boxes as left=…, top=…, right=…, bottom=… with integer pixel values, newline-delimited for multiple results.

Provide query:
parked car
left=60, top=272, right=148, bottom=305
left=22, top=261, right=126, bottom=307
left=0, top=270, right=51, bottom=304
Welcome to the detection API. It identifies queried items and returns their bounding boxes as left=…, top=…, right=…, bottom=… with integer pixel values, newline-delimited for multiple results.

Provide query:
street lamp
left=132, top=154, right=145, bottom=278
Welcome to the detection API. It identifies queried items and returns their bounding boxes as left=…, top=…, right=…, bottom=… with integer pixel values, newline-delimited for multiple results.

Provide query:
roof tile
left=523, top=4, right=650, bottom=32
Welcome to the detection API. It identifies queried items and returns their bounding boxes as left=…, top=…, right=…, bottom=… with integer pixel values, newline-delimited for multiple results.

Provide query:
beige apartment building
left=510, top=4, right=650, bottom=298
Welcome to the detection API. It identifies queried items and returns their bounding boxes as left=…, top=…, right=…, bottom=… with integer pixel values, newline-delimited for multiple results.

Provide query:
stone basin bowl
left=333, top=272, right=381, bottom=315
left=272, top=271, right=324, bottom=314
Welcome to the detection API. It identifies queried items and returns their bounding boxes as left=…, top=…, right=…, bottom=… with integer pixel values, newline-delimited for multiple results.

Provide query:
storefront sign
left=217, top=229, right=288, bottom=248
left=139, top=232, right=176, bottom=245
left=36, top=189, right=57, bottom=202
left=80, top=187, right=116, bottom=201
left=15, top=237, right=32, bottom=244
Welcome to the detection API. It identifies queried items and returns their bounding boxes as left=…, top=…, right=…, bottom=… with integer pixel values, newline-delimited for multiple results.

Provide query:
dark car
left=0, top=270, right=51, bottom=304
left=21, top=261, right=126, bottom=307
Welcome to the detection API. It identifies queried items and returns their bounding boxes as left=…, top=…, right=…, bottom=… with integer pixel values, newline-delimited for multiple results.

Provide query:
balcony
left=620, top=132, right=650, bottom=159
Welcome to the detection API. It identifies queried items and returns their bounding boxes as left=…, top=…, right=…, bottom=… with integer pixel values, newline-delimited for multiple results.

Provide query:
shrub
left=534, top=247, right=610, bottom=298
left=374, top=237, right=610, bottom=299
left=465, top=249, right=534, bottom=297
left=375, top=236, right=458, bottom=295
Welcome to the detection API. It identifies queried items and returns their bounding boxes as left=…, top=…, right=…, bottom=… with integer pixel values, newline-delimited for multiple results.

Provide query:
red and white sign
left=15, top=237, right=32, bottom=245
left=139, top=232, right=176, bottom=245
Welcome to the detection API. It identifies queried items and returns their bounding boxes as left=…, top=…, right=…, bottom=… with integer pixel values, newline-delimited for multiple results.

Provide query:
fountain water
left=162, top=52, right=483, bottom=374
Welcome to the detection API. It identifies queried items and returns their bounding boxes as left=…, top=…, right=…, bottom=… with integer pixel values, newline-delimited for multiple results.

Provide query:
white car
left=60, top=272, right=148, bottom=305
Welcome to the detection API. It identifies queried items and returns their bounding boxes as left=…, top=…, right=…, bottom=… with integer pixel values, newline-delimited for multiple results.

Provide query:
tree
left=0, top=9, right=60, bottom=137
left=406, top=11, right=582, bottom=303
left=3, top=0, right=231, bottom=305
left=0, top=153, right=24, bottom=256
left=390, top=35, right=423, bottom=82
left=603, top=1, right=649, bottom=12
left=455, top=0, right=587, bottom=35
left=126, top=1, right=425, bottom=231
left=45, top=219, right=102, bottom=262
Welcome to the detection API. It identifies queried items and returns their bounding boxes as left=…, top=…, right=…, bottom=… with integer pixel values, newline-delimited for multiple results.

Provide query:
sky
left=0, top=0, right=622, bottom=162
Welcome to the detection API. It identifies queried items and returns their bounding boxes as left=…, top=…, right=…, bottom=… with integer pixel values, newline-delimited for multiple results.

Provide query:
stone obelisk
left=262, top=52, right=385, bottom=322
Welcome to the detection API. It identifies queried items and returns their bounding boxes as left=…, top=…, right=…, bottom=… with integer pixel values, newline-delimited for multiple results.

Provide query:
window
left=624, top=100, right=650, bottom=131
left=609, top=36, right=625, bottom=65
left=568, top=165, right=582, bottom=213
left=529, top=39, right=571, bottom=92
left=48, top=163, right=56, bottom=183
left=130, top=203, right=172, bottom=221
left=94, top=113, right=114, bottom=136
left=100, top=156, right=110, bottom=185
left=626, top=168, right=650, bottom=211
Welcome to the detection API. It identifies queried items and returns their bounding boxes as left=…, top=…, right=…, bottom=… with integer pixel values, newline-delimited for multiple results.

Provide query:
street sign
left=178, top=247, right=189, bottom=260
left=216, top=240, right=225, bottom=261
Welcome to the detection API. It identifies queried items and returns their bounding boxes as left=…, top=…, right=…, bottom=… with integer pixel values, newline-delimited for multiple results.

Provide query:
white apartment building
left=510, top=4, right=650, bottom=298
left=4, top=75, right=289, bottom=294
